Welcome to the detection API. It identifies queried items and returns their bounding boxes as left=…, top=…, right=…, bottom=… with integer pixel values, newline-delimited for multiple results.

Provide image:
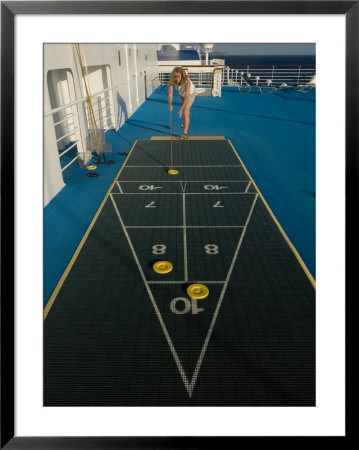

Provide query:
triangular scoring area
left=110, top=192, right=258, bottom=397
left=149, top=282, right=224, bottom=390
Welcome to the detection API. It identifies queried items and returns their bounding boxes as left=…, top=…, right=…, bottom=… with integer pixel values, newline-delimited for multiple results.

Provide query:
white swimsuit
left=175, top=79, right=196, bottom=97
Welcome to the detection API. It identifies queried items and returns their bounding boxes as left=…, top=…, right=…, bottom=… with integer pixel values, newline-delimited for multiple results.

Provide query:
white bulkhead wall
left=44, top=44, right=74, bottom=206
left=44, top=43, right=159, bottom=206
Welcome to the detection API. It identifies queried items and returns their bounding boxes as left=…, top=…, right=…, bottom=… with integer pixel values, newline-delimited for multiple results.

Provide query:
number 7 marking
left=213, top=201, right=224, bottom=208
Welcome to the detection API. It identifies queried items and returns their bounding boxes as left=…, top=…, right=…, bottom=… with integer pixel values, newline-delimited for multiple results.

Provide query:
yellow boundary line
left=227, top=139, right=316, bottom=291
left=44, top=140, right=138, bottom=320
left=150, top=136, right=226, bottom=141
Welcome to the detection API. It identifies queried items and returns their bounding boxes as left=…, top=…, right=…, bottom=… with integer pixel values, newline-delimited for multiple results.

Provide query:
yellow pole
left=74, top=44, right=98, bottom=139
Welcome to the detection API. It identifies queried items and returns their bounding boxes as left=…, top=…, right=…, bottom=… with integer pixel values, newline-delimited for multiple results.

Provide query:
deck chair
left=297, top=75, right=316, bottom=92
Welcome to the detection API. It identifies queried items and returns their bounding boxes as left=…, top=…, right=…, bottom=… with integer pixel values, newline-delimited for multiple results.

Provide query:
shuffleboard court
left=44, top=139, right=315, bottom=406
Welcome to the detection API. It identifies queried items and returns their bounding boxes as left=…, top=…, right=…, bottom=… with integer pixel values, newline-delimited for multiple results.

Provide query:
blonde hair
left=169, top=66, right=189, bottom=86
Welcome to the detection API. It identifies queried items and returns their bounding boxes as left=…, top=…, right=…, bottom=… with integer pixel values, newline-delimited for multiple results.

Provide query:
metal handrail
left=158, top=64, right=316, bottom=89
left=47, top=68, right=161, bottom=174
left=56, top=132, right=77, bottom=143
left=44, top=83, right=127, bottom=117
left=61, top=155, right=79, bottom=172
left=59, top=141, right=78, bottom=158
left=54, top=116, right=75, bottom=126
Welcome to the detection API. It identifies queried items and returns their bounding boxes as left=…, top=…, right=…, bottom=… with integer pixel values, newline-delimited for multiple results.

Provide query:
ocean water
left=210, top=53, right=316, bottom=86
left=212, top=53, right=316, bottom=67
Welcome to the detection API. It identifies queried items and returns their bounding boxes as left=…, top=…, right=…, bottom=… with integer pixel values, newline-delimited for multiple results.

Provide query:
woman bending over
left=168, top=66, right=196, bottom=139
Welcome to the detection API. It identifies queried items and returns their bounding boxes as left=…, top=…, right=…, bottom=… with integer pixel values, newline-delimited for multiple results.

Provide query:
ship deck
left=45, top=85, right=315, bottom=306
left=44, top=85, right=315, bottom=406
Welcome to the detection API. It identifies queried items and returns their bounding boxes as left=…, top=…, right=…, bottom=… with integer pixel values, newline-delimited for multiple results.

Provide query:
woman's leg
left=182, top=93, right=195, bottom=135
left=182, top=105, right=191, bottom=135
left=180, top=97, right=186, bottom=128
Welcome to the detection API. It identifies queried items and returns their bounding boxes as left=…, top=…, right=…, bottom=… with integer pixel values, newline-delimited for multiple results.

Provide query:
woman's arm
left=168, top=84, right=173, bottom=111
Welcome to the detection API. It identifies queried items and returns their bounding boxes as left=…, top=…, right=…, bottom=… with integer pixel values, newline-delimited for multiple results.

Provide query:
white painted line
left=188, top=194, right=259, bottom=397
left=125, top=165, right=243, bottom=168
left=183, top=193, right=188, bottom=282
left=116, top=181, right=123, bottom=194
left=114, top=180, right=249, bottom=183
left=224, top=194, right=258, bottom=286
left=124, top=226, right=245, bottom=229
left=147, top=281, right=226, bottom=284
left=111, top=192, right=256, bottom=196
left=109, top=193, right=191, bottom=394
left=126, top=226, right=184, bottom=229
left=245, top=181, right=251, bottom=193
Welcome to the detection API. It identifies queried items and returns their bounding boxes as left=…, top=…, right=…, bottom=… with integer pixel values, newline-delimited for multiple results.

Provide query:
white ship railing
left=46, top=85, right=144, bottom=172
left=45, top=66, right=161, bottom=173
left=45, top=88, right=116, bottom=172
left=158, top=64, right=316, bottom=90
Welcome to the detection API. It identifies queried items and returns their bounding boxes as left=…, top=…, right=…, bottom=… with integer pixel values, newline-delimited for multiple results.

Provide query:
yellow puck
left=86, top=165, right=97, bottom=170
left=168, top=168, right=179, bottom=175
left=153, top=261, right=173, bottom=274
left=187, top=284, right=209, bottom=300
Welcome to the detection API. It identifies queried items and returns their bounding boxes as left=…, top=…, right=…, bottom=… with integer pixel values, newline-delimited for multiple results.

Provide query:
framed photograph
left=1, top=1, right=354, bottom=448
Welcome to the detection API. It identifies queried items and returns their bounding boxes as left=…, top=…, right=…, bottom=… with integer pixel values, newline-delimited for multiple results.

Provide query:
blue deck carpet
left=44, top=85, right=315, bottom=307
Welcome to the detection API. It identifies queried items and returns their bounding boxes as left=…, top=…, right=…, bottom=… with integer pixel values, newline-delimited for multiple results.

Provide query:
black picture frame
left=1, top=1, right=355, bottom=448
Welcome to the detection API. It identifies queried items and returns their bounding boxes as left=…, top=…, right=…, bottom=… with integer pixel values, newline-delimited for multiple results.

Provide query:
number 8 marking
left=152, top=244, right=167, bottom=255
left=205, top=244, right=219, bottom=255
